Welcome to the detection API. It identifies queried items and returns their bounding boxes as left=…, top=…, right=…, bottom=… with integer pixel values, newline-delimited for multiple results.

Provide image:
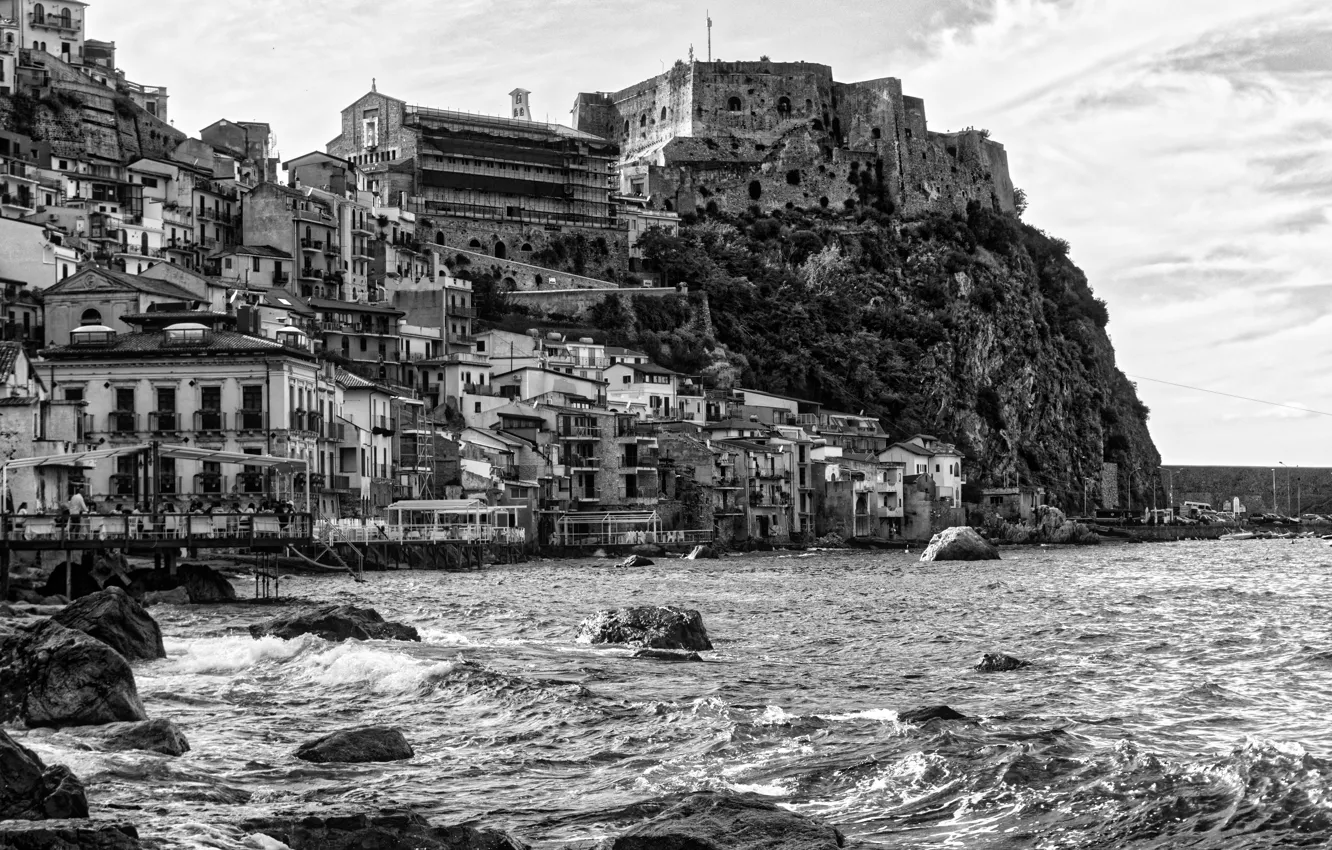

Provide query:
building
left=200, top=120, right=277, bottom=184
left=241, top=182, right=341, bottom=300
left=0, top=341, right=86, bottom=510
left=573, top=60, right=1014, bottom=218
left=881, top=434, right=964, bottom=507
left=0, top=128, right=49, bottom=218
left=3, top=0, right=86, bottom=65
left=606, top=360, right=681, bottom=419
left=325, top=86, right=624, bottom=260
left=40, top=266, right=204, bottom=346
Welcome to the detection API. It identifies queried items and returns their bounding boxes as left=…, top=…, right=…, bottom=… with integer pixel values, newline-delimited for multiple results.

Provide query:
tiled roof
left=0, top=396, right=37, bottom=407
left=887, top=441, right=932, bottom=456
left=308, top=297, right=405, bottom=316
left=47, top=268, right=201, bottom=303
left=121, top=311, right=235, bottom=325
left=0, top=342, right=21, bottom=381
left=217, top=244, right=293, bottom=259
left=719, top=438, right=779, bottom=454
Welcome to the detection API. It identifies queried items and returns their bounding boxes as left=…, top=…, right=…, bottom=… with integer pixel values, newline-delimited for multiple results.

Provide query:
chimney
left=510, top=88, right=532, bottom=121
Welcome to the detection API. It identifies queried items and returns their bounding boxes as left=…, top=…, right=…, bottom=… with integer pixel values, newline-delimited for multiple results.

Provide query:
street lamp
left=1272, top=466, right=1278, bottom=515
left=1158, top=466, right=1175, bottom=517
left=1279, top=461, right=1289, bottom=516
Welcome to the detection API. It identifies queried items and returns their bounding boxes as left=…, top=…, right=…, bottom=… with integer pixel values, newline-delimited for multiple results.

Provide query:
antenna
left=707, top=11, right=712, bottom=62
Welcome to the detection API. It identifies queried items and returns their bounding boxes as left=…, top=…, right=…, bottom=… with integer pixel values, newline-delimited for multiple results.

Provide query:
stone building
left=573, top=59, right=1014, bottom=218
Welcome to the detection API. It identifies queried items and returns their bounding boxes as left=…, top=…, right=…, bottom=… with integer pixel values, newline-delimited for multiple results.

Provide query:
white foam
left=821, top=708, right=900, bottom=722
left=754, top=705, right=799, bottom=725
left=294, top=642, right=460, bottom=694
left=163, top=635, right=312, bottom=674
left=728, top=780, right=791, bottom=796
left=417, top=628, right=476, bottom=645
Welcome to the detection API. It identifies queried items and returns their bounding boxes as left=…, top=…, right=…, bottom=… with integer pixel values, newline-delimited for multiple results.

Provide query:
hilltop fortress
left=574, top=60, right=1015, bottom=217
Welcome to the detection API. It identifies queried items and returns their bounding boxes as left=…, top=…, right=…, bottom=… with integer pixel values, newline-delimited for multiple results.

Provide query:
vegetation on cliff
left=483, top=201, right=1158, bottom=509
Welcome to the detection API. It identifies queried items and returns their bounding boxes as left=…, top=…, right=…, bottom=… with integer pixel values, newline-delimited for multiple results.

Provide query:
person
left=67, top=489, right=87, bottom=538
left=14, top=501, right=27, bottom=538
left=242, top=502, right=256, bottom=514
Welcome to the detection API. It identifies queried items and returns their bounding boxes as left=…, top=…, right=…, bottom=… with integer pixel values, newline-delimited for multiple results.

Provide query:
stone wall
left=422, top=219, right=629, bottom=279
left=508, top=287, right=682, bottom=320
left=440, top=246, right=620, bottom=291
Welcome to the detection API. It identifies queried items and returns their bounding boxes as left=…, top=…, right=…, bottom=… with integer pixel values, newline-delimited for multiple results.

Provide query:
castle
left=573, top=60, right=1015, bottom=218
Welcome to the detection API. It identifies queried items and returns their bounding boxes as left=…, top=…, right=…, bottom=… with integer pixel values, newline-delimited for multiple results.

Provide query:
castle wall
left=421, top=218, right=628, bottom=280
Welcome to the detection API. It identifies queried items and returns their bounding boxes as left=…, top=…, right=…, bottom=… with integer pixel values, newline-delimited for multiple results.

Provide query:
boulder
left=631, top=648, right=703, bottom=662
left=249, top=605, right=420, bottom=642
left=604, top=791, right=846, bottom=849
left=577, top=606, right=713, bottom=651
left=176, top=563, right=237, bottom=603
left=898, top=705, right=968, bottom=724
left=293, top=725, right=414, bottom=764
left=0, top=728, right=89, bottom=820
left=77, top=718, right=191, bottom=756
left=616, top=554, right=653, bottom=568
left=40, top=560, right=107, bottom=601
left=975, top=653, right=1029, bottom=673
left=0, top=821, right=141, bottom=849
left=242, top=809, right=528, bottom=850
left=52, top=587, right=166, bottom=661
left=0, top=619, right=147, bottom=727
left=919, top=527, right=1000, bottom=562
left=141, top=587, right=191, bottom=606
left=1034, top=504, right=1067, bottom=536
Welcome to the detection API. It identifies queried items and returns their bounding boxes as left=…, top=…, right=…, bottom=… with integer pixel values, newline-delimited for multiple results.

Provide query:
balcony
left=107, top=411, right=138, bottom=436
left=149, top=411, right=181, bottom=434
left=568, top=456, right=600, bottom=470
left=237, top=409, right=267, bottom=431
left=299, top=268, right=323, bottom=281
left=447, top=331, right=477, bottom=345
left=4, top=161, right=35, bottom=181
left=0, top=193, right=35, bottom=212
left=193, top=472, right=225, bottom=496
left=32, top=13, right=81, bottom=32
left=562, top=426, right=602, bottom=439
left=714, top=476, right=743, bottom=489
left=273, top=271, right=290, bottom=285
left=324, top=242, right=341, bottom=256
left=326, top=475, right=352, bottom=493
left=294, top=208, right=333, bottom=225
left=300, top=238, right=323, bottom=252
left=448, top=305, right=478, bottom=319
left=194, top=410, right=227, bottom=434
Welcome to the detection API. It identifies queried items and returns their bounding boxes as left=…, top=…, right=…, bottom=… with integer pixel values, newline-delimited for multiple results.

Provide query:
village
left=0, top=0, right=1033, bottom=554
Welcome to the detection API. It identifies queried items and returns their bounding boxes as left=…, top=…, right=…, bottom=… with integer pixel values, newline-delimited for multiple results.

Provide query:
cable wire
left=1126, top=375, right=1332, bottom=418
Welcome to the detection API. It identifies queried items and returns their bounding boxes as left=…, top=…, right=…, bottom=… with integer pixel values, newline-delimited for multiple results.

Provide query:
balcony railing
left=194, top=410, right=226, bottom=433
left=301, top=238, right=323, bottom=251
left=326, top=475, right=352, bottom=493
left=237, top=409, right=267, bottom=431
left=448, top=305, right=478, bottom=319
left=563, top=426, right=602, bottom=439
left=273, top=271, right=290, bottom=284
left=107, top=411, right=137, bottom=435
left=32, top=13, right=81, bottom=32
left=149, top=411, right=181, bottom=433
left=567, top=456, right=600, bottom=469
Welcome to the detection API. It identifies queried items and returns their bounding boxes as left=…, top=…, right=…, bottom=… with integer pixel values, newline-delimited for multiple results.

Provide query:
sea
left=11, top=539, right=1332, bottom=848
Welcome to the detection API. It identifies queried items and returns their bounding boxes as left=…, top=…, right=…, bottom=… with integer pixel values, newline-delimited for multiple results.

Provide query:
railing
left=299, top=268, right=323, bottom=280
left=0, top=512, right=314, bottom=545
left=237, top=409, right=267, bottom=431
left=294, top=208, right=333, bottom=224
left=301, top=238, right=324, bottom=250
left=326, top=475, right=352, bottom=492
left=32, top=13, right=81, bottom=32
left=194, top=410, right=226, bottom=433
left=273, top=271, right=290, bottom=284
left=567, top=456, right=600, bottom=469
left=549, top=529, right=712, bottom=546
left=563, top=426, right=602, bottom=438
left=448, top=305, right=478, bottom=319
left=107, top=411, right=138, bottom=435
left=714, top=476, right=743, bottom=488
left=5, top=161, right=35, bottom=179
left=317, top=520, right=526, bottom=545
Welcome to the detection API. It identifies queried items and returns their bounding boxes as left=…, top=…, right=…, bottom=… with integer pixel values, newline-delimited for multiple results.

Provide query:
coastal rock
left=631, top=543, right=666, bottom=557
left=293, top=725, right=414, bottom=764
left=243, top=808, right=528, bottom=850
left=1034, top=505, right=1067, bottom=536
left=141, top=587, right=191, bottom=606
left=0, top=728, right=89, bottom=820
left=975, top=653, right=1029, bottom=672
left=52, top=587, right=166, bottom=661
left=631, top=648, right=703, bottom=662
left=683, top=544, right=720, bottom=560
left=577, top=606, right=713, bottom=651
left=41, top=560, right=110, bottom=601
left=919, top=527, right=1000, bottom=562
left=249, top=605, right=421, bottom=642
left=77, top=718, right=191, bottom=756
left=176, top=563, right=237, bottom=603
left=0, top=821, right=141, bottom=849
left=899, top=705, right=968, bottom=724
left=0, top=619, right=146, bottom=727
left=603, top=791, right=847, bottom=849
left=617, top=554, right=654, bottom=568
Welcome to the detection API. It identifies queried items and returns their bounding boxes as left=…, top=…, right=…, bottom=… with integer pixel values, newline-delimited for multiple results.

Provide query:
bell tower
left=510, top=88, right=532, bottom=121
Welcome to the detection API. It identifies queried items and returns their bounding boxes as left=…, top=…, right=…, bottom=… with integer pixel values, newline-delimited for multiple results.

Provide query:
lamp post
left=1279, top=461, right=1288, bottom=516
left=1272, top=467, right=1278, bottom=515
left=1158, top=466, right=1175, bottom=519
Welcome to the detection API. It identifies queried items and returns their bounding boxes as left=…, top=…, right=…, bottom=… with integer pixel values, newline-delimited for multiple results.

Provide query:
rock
left=0, top=821, right=141, bottom=849
left=0, top=728, right=89, bottom=820
left=78, top=718, right=191, bottom=756
left=631, top=543, right=666, bottom=557
left=1034, top=504, right=1067, bottom=536
left=898, top=705, right=968, bottom=723
left=0, top=619, right=147, bottom=727
left=919, top=526, right=1000, bottom=562
left=141, top=587, right=191, bottom=606
left=604, top=791, right=846, bottom=849
left=242, top=808, right=528, bottom=850
left=249, top=604, right=420, bottom=642
left=176, top=563, right=237, bottom=603
left=52, top=587, right=166, bottom=661
left=41, top=560, right=107, bottom=601
left=293, top=725, right=414, bottom=764
left=631, top=648, right=703, bottom=662
left=578, top=606, right=713, bottom=651
left=975, top=653, right=1029, bottom=672
left=124, top=568, right=181, bottom=600
left=616, top=554, right=654, bottom=568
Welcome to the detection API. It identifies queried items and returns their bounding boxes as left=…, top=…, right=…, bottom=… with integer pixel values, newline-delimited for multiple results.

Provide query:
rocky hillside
left=551, top=202, right=1159, bottom=509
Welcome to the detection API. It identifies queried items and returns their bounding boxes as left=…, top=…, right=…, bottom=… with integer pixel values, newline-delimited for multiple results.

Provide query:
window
left=474, top=402, right=481, bottom=414
left=79, top=308, right=101, bottom=326
left=64, top=387, right=83, bottom=402
left=253, top=257, right=261, bottom=272
left=139, top=176, right=158, bottom=188
left=727, top=96, right=742, bottom=112
left=777, top=96, right=791, bottom=116
left=359, top=338, right=367, bottom=352
left=476, top=339, right=486, bottom=352
left=114, top=387, right=135, bottom=412
left=660, top=106, right=667, bottom=121
left=224, top=257, right=232, bottom=269
left=936, top=464, right=941, bottom=473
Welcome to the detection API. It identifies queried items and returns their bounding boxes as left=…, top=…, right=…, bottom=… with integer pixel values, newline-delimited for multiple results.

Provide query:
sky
left=90, top=0, right=1332, bottom=466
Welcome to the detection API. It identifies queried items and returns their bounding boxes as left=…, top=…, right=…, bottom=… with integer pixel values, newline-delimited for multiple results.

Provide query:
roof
left=885, top=441, right=932, bottom=456
left=495, top=411, right=546, bottom=422
left=308, top=297, right=405, bottom=316
left=718, top=438, right=780, bottom=454
left=0, top=342, right=21, bottom=382
left=258, top=289, right=314, bottom=316
left=604, top=346, right=649, bottom=357
left=283, top=150, right=356, bottom=171
left=44, top=268, right=202, bottom=303
left=614, top=361, right=678, bottom=377
left=41, top=330, right=311, bottom=360
left=492, top=365, right=609, bottom=384
left=216, top=244, right=293, bottom=260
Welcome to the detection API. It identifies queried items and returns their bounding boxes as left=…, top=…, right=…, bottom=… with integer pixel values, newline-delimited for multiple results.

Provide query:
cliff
left=599, top=203, right=1160, bottom=508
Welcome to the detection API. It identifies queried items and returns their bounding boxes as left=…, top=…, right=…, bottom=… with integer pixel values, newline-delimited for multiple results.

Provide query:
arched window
left=32, top=3, right=44, bottom=23
left=727, top=96, right=742, bottom=113
left=639, top=113, right=647, bottom=127
left=623, top=119, right=630, bottom=135
left=436, top=230, right=445, bottom=245
left=805, top=98, right=813, bottom=113
left=520, top=242, right=532, bottom=252
left=494, top=240, right=506, bottom=260
left=468, top=238, right=482, bottom=248
left=660, top=106, right=667, bottom=121
left=59, top=7, right=70, bottom=27
left=777, top=97, right=791, bottom=116
left=140, top=233, right=148, bottom=255
left=79, top=308, right=101, bottom=326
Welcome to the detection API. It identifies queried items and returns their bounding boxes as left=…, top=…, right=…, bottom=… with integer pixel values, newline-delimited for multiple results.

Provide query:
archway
left=468, top=238, right=482, bottom=249
left=436, top=230, right=445, bottom=245
left=80, top=308, right=101, bottom=326
left=777, top=97, right=791, bottom=117
left=494, top=240, right=507, bottom=260
left=727, top=96, right=742, bottom=113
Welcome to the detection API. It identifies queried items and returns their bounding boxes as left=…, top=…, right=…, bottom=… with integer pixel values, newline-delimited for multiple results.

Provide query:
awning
left=156, top=445, right=307, bottom=472
left=0, top=446, right=144, bottom=471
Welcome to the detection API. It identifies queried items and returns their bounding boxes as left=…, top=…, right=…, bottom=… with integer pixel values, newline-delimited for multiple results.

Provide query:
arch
left=79, top=308, right=101, bottom=326
left=436, top=230, right=445, bottom=245
left=639, top=113, right=647, bottom=127
left=727, top=96, right=742, bottom=113
left=501, top=277, right=517, bottom=291
left=304, top=225, right=311, bottom=240
left=520, top=242, right=532, bottom=252
left=140, top=232, right=148, bottom=255
left=59, top=7, right=70, bottom=27
left=32, top=3, right=44, bottom=23
left=871, top=127, right=882, bottom=139
left=493, top=240, right=507, bottom=260
left=623, top=118, right=630, bottom=135
left=777, top=96, right=791, bottom=116
left=534, top=272, right=543, bottom=287
left=468, top=238, right=482, bottom=248
left=660, top=106, right=667, bottom=121
left=805, top=98, right=813, bottom=113
left=811, top=119, right=823, bottom=131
